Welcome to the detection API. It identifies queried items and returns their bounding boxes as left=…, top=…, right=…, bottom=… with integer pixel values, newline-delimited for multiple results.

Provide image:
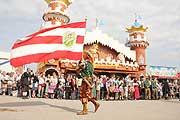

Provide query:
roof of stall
left=84, top=28, right=136, bottom=61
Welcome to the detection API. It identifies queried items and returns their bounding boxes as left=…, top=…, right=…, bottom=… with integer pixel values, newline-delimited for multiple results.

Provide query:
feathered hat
left=83, top=51, right=93, bottom=63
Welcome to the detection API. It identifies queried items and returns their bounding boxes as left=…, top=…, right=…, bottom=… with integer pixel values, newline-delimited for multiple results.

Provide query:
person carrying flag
left=76, top=51, right=100, bottom=115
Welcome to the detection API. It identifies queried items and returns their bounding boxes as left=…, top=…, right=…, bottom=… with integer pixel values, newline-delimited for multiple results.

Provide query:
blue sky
left=0, top=0, right=179, bottom=71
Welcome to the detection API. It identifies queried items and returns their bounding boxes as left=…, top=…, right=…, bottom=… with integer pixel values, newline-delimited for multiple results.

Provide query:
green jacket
left=80, top=60, right=94, bottom=78
left=151, top=80, right=157, bottom=88
left=144, top=80, right=150, bottom=88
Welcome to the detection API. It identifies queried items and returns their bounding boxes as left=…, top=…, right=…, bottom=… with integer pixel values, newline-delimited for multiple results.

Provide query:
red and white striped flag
left=10, top=22, right=86, bottom=67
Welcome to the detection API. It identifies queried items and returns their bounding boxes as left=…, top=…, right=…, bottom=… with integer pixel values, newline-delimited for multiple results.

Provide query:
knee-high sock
left=89, top=98, right=97, bottom=106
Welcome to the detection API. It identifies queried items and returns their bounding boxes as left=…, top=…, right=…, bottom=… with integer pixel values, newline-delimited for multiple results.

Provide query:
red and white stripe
left=10, top=22, right=86, bottom=67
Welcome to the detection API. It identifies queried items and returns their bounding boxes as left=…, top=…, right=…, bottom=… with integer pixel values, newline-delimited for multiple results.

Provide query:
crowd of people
left=0, top=68, right=180, bottom=101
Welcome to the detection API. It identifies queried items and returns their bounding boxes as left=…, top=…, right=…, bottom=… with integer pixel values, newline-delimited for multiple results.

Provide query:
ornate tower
left=125, top=19, right=149, bottom=77
left=42, top=0, right=72, bottom=29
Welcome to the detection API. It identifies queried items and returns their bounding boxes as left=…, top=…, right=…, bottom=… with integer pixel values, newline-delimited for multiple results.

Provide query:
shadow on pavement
left=0, top=100, right=94, bottom=113
left=48, top=104, right=80, bottom=113
left=0, top=101, right=46, bottom=107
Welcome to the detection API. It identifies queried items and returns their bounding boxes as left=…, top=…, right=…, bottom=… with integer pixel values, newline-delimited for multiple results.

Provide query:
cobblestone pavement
left=0, top=96, right=180, bottom=120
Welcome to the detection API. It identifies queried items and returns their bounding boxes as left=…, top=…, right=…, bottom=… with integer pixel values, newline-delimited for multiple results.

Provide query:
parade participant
left=37, top=72, right=46, bottom=98
left=151, top=77, right=158, bottom=100
left=48, top=72, right=58, bottom=99
left=76, top=51, right=100, bottom=115
left=20, top=68, right=31, bottom=99
left=44, top=74, right=51, bottom=98
left=144, top=78, right=151, bottom=100
left=1, top=71, right=8, bottom=95
left=0, top=70, right=3, bottom=94
left=178, top=80, right=180, bottom=101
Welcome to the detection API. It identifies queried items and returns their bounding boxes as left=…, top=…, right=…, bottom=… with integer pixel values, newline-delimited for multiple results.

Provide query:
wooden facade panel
left=38, top=43, right=139, bottom=77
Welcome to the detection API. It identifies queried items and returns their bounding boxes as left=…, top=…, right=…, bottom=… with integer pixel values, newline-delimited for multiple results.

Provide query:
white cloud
left=0, top=0, right=46, bottom=18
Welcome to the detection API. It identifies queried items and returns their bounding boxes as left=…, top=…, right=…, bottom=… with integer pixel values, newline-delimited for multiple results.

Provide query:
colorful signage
left=147, top=66, right=177, bottom=78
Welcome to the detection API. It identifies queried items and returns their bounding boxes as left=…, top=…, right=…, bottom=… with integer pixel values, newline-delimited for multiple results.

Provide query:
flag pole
left=96, top=18, right=98, bottom=28
left=84, top=16, right=88, bottom=22
left=134, top=13, right=137, bottom=22
left=82, top=16, right=88, bottom=60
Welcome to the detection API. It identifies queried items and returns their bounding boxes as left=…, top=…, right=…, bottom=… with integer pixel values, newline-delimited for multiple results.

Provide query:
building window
left=134, top=33, right=137, bottom=39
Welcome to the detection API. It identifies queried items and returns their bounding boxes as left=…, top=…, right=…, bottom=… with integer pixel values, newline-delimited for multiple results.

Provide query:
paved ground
left=0, top=96, right=180, bottom=120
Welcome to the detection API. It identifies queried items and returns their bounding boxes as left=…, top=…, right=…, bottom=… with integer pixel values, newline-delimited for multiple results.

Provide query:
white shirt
left=38, top=77, right=45, bottom=84
left=59, top=78, right=66, bottom=84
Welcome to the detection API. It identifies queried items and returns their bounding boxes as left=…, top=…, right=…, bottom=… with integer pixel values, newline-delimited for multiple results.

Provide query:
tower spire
left=134, top=13, right=137, bottom=21
left=42, top=0, right=73, bottom=29
left=125, top=17, right=149, bottom=77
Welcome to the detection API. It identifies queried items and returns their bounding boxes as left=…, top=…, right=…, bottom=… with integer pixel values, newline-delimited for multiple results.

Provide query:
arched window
left=134, top=33, right=137, bottom=39
left=141, top=34, right=144, bottom=39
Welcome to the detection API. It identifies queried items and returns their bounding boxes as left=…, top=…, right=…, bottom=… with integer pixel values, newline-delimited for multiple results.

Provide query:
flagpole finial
left=84, top=16, right=88, bottom=22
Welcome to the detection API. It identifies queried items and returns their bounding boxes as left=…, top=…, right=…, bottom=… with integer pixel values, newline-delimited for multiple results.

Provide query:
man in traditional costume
left=76, top=51, right=100, bottom=115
